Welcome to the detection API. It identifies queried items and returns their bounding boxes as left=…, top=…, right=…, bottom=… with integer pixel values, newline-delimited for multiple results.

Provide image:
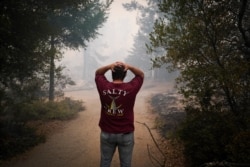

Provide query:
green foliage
left=0, top=0, right=108, bottom=160
left=148, top=1, right=250, bottom=165
left=124, top=0, right=178, bottom=81
left=42, top=0, right=112, bottom=100
left=14, top=98, right=84, bottom=121
left=178, top=107, right=240, bottom=166
left=148, top=0, right=250, bottom=115
left=0, top=121, right=45, bottom=160
left=227, top=131, right=250, bottom=163
left=0, top=0, right=112, bottom=102
left=0, top=97, right=84, bottom=160
left=124, top=1, right=156, bottom=73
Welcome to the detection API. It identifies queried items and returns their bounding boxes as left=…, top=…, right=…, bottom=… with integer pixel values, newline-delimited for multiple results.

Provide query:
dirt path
left=1, top=82, right=173, bottom=167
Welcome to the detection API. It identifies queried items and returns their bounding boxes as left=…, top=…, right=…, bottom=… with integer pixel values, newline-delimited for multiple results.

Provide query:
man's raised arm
left=95, top=63, right=116, bottom=75
left=125, top=64, right=144, bottom=79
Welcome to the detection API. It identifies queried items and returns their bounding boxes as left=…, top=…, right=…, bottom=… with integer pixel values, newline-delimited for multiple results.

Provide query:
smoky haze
left=61, top=0, right=178, bottom=91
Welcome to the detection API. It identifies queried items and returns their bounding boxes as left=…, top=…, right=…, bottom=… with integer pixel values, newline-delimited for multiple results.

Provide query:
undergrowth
left=0, top=97, right=85, bottom=160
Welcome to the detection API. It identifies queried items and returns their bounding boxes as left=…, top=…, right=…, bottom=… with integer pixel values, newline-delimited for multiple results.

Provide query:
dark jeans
left=100, top=131, right=134, bottom=167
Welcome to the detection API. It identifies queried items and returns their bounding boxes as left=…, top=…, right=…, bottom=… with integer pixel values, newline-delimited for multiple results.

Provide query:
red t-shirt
left=95, top=74, right=143, bottom=133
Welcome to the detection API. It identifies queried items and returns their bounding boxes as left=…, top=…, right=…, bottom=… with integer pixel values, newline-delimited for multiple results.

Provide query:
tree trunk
left=49, top=36, right=55, bottom=101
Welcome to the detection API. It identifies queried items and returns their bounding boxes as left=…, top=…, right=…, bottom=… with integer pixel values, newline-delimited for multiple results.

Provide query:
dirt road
left=1, top=82, right=173, bottom=167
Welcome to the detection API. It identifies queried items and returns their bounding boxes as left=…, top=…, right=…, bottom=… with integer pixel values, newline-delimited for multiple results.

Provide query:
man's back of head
left=112, top=65, right=127, bottom=81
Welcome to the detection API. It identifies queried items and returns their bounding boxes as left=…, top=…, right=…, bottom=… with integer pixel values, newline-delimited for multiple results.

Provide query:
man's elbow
left=95, top=70, right=99, bottom=75
left=138, top=72, right=144, bottom=79
left=95, top=70, right=102, bottom=75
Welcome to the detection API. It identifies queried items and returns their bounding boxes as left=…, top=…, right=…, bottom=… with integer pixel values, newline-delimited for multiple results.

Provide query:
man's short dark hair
left=112, top=65, right=127, bottom=80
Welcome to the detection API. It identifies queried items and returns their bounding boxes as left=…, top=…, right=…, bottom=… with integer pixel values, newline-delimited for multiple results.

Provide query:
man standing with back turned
left=95, top=61, right=144, bottom=167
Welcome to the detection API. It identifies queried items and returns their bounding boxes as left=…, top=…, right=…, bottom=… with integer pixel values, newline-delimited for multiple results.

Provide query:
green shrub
left=177, top=108, right=239, bottom=166
left=0, top=97, right=85, bottom=160
left=227, top=131, right=250, bottom=163
left=0, top=121, right=45, bottom=160
left=14, top=97, right=84, bottom=121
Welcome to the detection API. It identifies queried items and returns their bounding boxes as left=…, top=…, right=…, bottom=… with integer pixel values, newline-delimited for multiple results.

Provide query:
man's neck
left=113, top=80, right=123, bottom=84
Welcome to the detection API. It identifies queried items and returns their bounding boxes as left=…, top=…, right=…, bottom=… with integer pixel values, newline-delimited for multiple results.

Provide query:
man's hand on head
left=110, top=62, right=123, bottom=71
left=114, top=62, right=128, bottom=72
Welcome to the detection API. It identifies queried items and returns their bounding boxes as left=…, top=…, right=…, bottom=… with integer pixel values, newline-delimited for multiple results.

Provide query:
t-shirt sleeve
left=129, top=75, right=144, bottom=93
left=95, top=74, right=109, bottom=90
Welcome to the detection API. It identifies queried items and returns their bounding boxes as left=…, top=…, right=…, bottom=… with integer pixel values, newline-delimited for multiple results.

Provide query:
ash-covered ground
left=150, top=92, right=186, bottom=138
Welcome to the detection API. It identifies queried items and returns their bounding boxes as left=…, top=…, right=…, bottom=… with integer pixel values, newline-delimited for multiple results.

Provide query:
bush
left=177, top=108, right=239, bottom=167
left=0, top=121, right=45, bottom=160
left=14, top=97, right=85, bottom=121
left=0, top=97, right=85, bottom=160
left=227, top=131, right=250, bottom=163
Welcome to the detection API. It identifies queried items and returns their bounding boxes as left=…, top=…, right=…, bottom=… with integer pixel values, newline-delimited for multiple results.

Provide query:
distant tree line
left=123, top=0, right=179, bottom=82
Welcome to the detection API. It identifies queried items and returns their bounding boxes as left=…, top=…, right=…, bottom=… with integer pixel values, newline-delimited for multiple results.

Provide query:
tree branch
left=136, top=121, right=167, bottom=167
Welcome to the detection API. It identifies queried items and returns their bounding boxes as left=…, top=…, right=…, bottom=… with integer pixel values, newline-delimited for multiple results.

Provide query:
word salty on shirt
left=102, top=89, right=128, bottom=96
